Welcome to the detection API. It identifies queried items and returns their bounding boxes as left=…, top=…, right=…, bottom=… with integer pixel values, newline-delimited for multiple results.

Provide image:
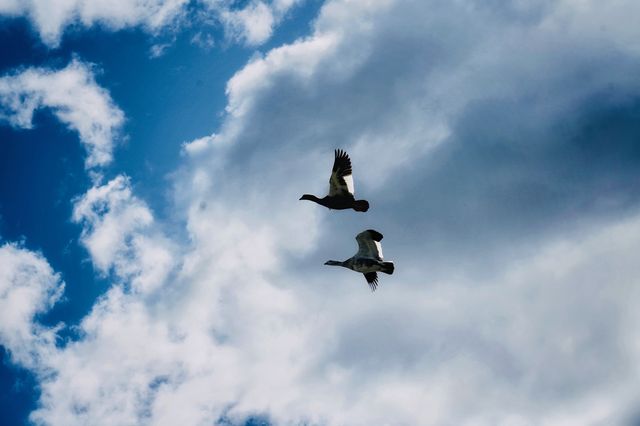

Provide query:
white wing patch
left=355, top=230, right=384, bottom=261
left=329, top=172, right=353, bottom=197
left=328, top=149, right=355, bottom=197
left=373, top=241, right=383, bottom=260
left=343, top=174, right=355, bottom=195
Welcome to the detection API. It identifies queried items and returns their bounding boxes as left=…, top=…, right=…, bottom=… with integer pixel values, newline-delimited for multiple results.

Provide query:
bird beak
left=299, top=196, right=304, bottom=200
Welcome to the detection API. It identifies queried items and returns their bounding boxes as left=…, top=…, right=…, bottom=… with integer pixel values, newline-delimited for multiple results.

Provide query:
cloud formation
left=0, top=243, right=63, bottom=369
left=0, top=0, right=301, bottom=47
left=5, top=0, right=640, bottom=424
left=72, top=175, right=177, bottom=294
left=0, top=60, right=124, bottom=169
left=12, top=206, right=640, bottom=425
left=0, top=0, right=187, bottom=46
left=218, top=0, right=302, bottom=46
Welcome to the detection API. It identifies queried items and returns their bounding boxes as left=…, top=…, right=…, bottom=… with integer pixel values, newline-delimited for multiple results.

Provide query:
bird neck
left=300, top=194, right=323, bottom=203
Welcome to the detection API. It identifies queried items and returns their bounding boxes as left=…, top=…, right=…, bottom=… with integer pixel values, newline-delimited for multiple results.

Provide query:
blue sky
left=2, top=1, right=640, bottom=425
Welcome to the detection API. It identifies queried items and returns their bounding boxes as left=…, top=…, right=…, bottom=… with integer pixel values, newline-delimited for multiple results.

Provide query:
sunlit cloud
left=0, top=60, right=124, bottom=169
left=4, top=0, right=640, bottom=424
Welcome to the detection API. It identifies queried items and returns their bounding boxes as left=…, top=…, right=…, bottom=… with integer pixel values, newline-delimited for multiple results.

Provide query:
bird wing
left=364, top=272, right=378, bottom=291
left=328, top=149, right=355, bottom=197
left=355, top=229, right=384, bottom=261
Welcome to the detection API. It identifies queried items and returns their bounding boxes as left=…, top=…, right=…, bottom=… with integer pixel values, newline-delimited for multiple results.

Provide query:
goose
left=324, top=229, right=395, bottom=291
left=300, top=149, right=370, bottom=212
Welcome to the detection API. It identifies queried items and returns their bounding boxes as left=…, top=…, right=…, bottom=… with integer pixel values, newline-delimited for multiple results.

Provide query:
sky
left=2, top=0, right=640, bottom=425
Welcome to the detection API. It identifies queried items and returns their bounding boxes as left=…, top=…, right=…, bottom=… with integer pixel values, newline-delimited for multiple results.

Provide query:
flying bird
left=299, top=149, right=370, bottom=212
left=324, top=229, right=395, bottom=291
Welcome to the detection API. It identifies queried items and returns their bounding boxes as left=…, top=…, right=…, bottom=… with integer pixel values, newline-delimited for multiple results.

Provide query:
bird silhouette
left=300, top=149, right=369, bottom=212
left=324, top=229, right=395, bottom=291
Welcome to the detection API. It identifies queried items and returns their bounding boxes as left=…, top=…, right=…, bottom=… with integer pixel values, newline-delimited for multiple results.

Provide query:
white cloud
left=0, top=243, right=63, bottom=369
left=0, top=0, right=302, bottom=48
left=152, top=0, right=640, bottom=423
left=18, top=209, right=640, bottom=425
left=203, top=0, right=304, bottom=46
left=0, top=60, right=124, bottom=169
left=149, top=42, right=173, bottom=58
left=220, top=1, right=276, bottom=46
left=0, top=0, right=188, bottom=47
left=72, top=175, right=176, bottom=294
left=7, top=0, right=640, bottom=425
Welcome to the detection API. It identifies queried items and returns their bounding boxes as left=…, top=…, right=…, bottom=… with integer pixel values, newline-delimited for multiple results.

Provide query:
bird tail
left=353, top=200, right=369, bottom=212
left=381, top=261, right=394, bottom=275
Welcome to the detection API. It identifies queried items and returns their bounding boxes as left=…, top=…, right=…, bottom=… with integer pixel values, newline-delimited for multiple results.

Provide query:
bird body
left=325, top=229, right=395, bottom=291
left=300, top=149, right=369, bottom=212
left=299, top=194, right=368, bottom=211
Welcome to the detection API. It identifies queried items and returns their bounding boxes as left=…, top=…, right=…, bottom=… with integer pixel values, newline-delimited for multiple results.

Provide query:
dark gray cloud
left=198, top=0, right=640, bottom=281
left=378, top=93, right=640, bottom=274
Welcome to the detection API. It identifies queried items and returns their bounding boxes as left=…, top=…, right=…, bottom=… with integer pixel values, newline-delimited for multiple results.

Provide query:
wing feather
left=355, top=229, right=384, bottom=260
left=328, top=149, right=354, bottom=197
left=364, top=272, right=378, bottom=291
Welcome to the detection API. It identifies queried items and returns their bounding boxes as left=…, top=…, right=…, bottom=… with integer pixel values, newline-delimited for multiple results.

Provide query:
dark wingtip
left=365, top=229, right=383, bottom=241
left=369, top=279, right=378, bottom=292
left=364, top=272, right=378, bottom=291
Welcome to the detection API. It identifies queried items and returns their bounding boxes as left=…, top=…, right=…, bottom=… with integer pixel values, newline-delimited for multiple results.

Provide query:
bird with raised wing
left=299, top=149, right=370, bottom=212
left=324, top=229, right=395, bottom=291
